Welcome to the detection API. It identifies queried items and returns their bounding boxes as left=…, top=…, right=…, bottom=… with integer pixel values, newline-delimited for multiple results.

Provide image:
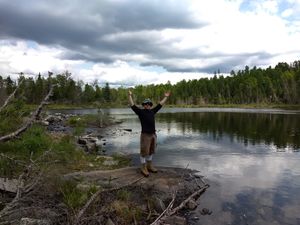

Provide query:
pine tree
left=103, top=83, right=111, bottom=103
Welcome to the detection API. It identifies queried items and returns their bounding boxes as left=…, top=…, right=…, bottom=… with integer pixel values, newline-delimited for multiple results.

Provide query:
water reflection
left=107, top=110, right=300, bottom=225
left=157, top=112, right=300, bottom=151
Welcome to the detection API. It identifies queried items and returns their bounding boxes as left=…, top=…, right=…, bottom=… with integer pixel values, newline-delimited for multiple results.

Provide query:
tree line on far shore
left=0, top=60, right=300, bottom=106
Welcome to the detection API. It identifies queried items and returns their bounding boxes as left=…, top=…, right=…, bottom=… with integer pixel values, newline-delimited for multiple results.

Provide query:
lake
left=53, top=107, right=300, bottom=225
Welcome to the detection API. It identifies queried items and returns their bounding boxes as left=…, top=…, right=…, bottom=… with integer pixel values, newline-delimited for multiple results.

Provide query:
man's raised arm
left=128, top=90, right=134, bottom=106
left=159, top=91, right=171, bottom=105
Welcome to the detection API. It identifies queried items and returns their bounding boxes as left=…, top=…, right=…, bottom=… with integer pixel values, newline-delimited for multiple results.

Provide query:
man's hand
left=160, top=91, right=170, bottom=105
left=128, top=90, right=134, bottom=106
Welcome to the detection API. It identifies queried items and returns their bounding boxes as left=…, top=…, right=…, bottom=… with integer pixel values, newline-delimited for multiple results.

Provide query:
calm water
left=53, top=108, right=300, bottom=225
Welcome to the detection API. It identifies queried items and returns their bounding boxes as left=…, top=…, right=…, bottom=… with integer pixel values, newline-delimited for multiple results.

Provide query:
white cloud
left=78, top=60, right=209, bottom=86
left=1, top=0, right=300, bottom=84
left=0, top=40, right=210, bottom=85
left=281, top=8, right=293, bottom=17
left=0, top=40, right=81, bottom=79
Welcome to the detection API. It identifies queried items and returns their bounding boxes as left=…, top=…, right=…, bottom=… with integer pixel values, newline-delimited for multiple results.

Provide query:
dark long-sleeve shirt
left=131, top=104, right=162, bottom=134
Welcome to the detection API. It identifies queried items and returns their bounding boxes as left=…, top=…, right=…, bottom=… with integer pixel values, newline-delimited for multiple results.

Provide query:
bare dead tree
left=0, top=85, right=54, bottom=142
left=0, top=78, right=24, bottom=113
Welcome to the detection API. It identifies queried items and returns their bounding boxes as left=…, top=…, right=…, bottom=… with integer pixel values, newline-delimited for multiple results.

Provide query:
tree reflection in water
left=157, top=112, right=300, bottom=151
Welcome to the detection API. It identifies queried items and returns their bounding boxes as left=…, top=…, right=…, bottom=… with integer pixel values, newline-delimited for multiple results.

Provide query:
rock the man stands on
left=128, top=90, right=170, bottom=177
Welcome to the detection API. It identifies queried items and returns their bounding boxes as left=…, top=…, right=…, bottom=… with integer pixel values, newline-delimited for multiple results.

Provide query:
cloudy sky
left=0, top=0, right=300, bottom=86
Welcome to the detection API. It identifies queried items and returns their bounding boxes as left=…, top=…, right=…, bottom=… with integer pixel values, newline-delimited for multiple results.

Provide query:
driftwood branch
left=74, top=177, right=144, bottom=225
left=0, top=79, right=24, bottom=113
left=0, top=153, right=26, bottom=167
left=151, top=180, right=209, bottom=225
left=150, top=191, right=177, bottom=225
left=0, top=149, right=52, bottom=218
left=0, top=85, right=54, bottom=142
left=169, top=184, right=209, bottom=216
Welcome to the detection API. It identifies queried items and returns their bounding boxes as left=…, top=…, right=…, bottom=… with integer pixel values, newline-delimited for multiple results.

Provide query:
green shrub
left=19, top=125, right=51, bottom=157
left=59, top=180, right=88, bottom=211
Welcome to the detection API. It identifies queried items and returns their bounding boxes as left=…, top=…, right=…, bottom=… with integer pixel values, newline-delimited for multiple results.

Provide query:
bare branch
left=151, top=173, right=210, bottom=225
left=74, top=176, right=144, bottom=225
left=0, top=149, right=52, bottom=218
left=0, top=79, right=24, bottom=113
left=169, top=184, right=209, bottom=216
left=0, top=153, right=26, bottom=167
left=150, top=191, right=177, bottom=225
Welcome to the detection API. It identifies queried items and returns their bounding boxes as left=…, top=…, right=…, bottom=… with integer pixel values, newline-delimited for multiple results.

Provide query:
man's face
left=143, top=103, right=151, bottom=109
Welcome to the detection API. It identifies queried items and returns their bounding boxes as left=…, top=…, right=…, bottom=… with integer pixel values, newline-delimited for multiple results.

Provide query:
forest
left=1, top=60, right=300, bottom=107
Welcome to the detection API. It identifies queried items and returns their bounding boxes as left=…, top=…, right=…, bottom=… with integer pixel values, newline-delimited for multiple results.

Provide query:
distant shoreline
left=44, top=103, right=300, bottom=110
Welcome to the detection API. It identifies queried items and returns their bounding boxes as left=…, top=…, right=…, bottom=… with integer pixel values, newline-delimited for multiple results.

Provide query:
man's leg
left=147, top=134, right=158, bottom=173
left=140, top=133, right=152, bottom=177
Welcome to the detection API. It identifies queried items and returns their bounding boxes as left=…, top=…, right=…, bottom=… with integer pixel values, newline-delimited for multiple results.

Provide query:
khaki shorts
left=140, top=133, right=157, bottom=157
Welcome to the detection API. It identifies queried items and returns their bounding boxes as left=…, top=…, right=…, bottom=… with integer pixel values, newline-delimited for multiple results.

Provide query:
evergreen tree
left=5, top=76, right=14, bottom=95
left=103, top=83, right=111, bottom=103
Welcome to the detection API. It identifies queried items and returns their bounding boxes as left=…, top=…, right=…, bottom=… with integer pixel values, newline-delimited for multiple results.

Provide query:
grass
left=0, top=124, right=130, bottom=177
left=110, top=200, right=143, bottom=224
left=59, top=179, right=99, bottom=212
left=0, top=125, right=52, bottom=177
left=0, top=99, right=32, bottom=136
left=116, top=189, right=131, bottom=202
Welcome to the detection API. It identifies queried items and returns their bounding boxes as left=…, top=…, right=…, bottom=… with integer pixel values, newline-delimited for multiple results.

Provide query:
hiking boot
left=147, top=161, right=158, bottom=173
left=141, top=163, right=149, bottom=177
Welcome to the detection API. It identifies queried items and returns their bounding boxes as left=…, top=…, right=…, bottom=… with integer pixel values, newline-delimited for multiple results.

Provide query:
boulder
left=187, top=199, right=197, bottom=210
left=78, top=138, right=87, bottom=145
left=0, top=177, right=23, bottom=193
left=86, top=143, right=98, bottom=153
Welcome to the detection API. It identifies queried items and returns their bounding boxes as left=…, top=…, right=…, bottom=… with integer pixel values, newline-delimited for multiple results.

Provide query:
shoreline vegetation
left=45, top=103, right=300, bottom=110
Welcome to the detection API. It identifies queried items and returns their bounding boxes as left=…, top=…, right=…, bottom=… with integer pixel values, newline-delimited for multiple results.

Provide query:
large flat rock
left=64, top=166, right=198, bottom=193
